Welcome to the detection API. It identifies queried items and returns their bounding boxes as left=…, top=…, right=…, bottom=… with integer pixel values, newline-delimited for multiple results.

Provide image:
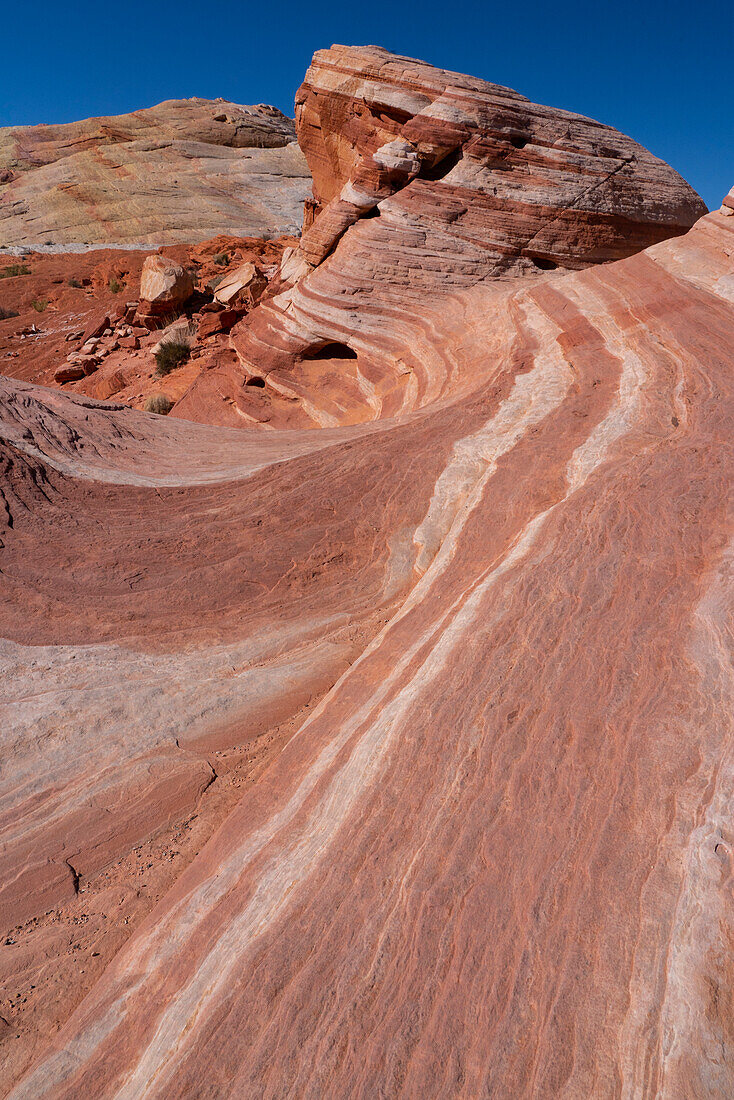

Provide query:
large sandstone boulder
left=139, top=255, right=194, bottom=316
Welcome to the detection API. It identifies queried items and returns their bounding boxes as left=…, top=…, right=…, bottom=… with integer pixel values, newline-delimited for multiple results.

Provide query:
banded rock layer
left=0, top=99, right=310, bottom=247
left=227, top=44, right=706, bottom=394
left=1, top=44, right=732, bottom=1100
left=1, top=198, right=733, bottom=1097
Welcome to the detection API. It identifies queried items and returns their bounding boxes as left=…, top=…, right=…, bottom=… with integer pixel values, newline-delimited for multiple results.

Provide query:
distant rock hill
left=0, top=98, right=311, bottom=248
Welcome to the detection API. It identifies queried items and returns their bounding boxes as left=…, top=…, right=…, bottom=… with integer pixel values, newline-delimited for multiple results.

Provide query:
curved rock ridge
left=0, top=99, right=310, bottom=247
left=223, top=44, right=707, bottom=403
left=0, top=186, right=733, bottom=1096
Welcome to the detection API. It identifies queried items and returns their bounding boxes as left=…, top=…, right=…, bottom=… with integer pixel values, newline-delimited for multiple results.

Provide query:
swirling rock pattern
left=1, top=47, right=733, bottom=1100
left=227, top=44, right=706, bottom=399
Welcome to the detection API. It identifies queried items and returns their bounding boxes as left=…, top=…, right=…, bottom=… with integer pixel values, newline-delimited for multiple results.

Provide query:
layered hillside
left=1, top=46, right=732, bottom=1100
left=0, top=98, right=310, bottom=247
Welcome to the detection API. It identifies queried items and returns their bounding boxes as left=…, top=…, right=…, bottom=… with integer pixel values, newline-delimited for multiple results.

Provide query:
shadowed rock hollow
left=1, top=44, right=733, bottom=1100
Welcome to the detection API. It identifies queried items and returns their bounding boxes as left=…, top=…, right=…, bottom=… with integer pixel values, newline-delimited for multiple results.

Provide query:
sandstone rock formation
left=0, top=99, right=311, bottom=247
left=139, top=254, right=195, bottom=317
left=2, top=192, right=732, bottom=1100
left=1, top=45, right=732, bottom=1100
left=227, top=46, right=707, bottom=397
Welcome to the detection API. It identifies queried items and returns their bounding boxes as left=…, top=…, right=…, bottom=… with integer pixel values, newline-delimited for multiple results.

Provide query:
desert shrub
left=208, top=274, right=225, bottom=292
left=0, top=264, right=30, bottom=279
left=108, top=277, right=122, bottom=294
left=31, top=298, right=48, bottom=312
left=144, top=394, right=174, bottom=415
left=0, top=306, right=20, bottom=320
left=155, top=339, right=190, bottom=376
left=67, top=276, right=82, bottom=288
left=213, top=252, right=229, bottom=267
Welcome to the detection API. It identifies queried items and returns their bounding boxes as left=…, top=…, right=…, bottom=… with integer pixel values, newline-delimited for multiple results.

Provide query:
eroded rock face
left=1, top=194, right=733, bottom=1099
left=230, top=45, right=706, bottom=386
left=295, top=45, right=706, bottom=271
left=0, top=45, right=732, bottom=1100
left=0, top=98, right=311, bottom=247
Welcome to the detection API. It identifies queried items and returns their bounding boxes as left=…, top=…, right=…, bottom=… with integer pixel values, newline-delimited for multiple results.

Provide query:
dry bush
left=0, top=264, right=30, bottom=279
left=155, top=339, right=190, bottom=376
left=144, top=394, right=174, bottom=415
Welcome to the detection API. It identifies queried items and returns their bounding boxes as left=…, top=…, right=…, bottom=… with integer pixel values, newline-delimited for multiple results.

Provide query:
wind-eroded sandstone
left=1, top=197, right=732, bottom=1097
left=220, top=44, right=708, bottom=415
left=0, top=98, right=310, bottom=246
left=0, top=44, right=732, bottom=1100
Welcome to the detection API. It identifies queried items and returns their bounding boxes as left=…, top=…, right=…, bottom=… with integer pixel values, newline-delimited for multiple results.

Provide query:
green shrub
left=155, top=339, right=190, bottom=376
left=31, top=298, right=48, bottom=313
left=68, top=277, right=82, bottom=288
left=213, top=252, right=229, bottom=267
left=144, top=394, right=174, bottom=415
left=0, top=264, right=30, bottom=279
left=0, top=306, right=20, bottom=320
left=108, top=277, right=122, bottom=294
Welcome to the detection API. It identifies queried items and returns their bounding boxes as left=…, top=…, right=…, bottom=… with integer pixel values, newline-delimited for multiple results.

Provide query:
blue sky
left=2, top=0, right=730, bottom=209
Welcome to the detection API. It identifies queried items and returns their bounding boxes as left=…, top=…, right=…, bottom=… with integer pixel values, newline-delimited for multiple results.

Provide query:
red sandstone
left=0, top=45, right=732, bottom=1100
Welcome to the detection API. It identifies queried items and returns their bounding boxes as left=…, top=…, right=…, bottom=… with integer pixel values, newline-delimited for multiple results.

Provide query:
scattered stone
left=197, top=308, right=246, bottom=339
left=81, top=314, right=109, bottom=343
left=213, top=262, right=266, bottom=307
left=54, top=363, right=85, bottom=383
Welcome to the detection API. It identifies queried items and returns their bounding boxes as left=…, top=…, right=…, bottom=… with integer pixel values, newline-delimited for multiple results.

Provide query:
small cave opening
left=530, top=256, right=558, bottom=271
left=302, top=342, right=358, bottom=361
left=509, top=133, right=530, bottom=149
left=245, top=375, right=266, bottom=387
left=376, top=105, right=413, bottom=127
left=420, top=146, right=463, bottom=182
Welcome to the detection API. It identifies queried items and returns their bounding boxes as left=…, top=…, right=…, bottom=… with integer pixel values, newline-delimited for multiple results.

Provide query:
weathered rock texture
left=229, top=44, right=706, bottom=391
left=139, top=254, right=195, bottom=316
left=0, top=99, right=310, bottom=246
left=1, top=195, right=732, bottom=1097
left=0, top=46, right=732, bottom=1100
